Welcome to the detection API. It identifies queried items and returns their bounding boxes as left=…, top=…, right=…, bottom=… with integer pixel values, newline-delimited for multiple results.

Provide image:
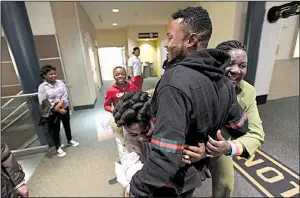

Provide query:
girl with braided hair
left=112, top=90, right=153, bottom=197
left=113, top=90, right=208, bottom=198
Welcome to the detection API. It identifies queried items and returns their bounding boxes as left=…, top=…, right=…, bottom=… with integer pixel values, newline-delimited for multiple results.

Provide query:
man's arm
left=130, top=86, right=191, bottom=196
left=225, top=88, right=248, bottom=139
left=234, top=88, right=264, bottom=158
left=185, top=88, right=263, bottom=161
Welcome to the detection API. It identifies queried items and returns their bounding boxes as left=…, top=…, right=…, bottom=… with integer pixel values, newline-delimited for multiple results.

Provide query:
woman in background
left=38, top=65, right=79, bottom=158
left=128, top=47, right=143, bottom=90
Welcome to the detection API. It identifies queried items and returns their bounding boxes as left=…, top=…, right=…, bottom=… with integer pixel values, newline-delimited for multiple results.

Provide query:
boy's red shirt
left=104, top=82, right=137, bottom=112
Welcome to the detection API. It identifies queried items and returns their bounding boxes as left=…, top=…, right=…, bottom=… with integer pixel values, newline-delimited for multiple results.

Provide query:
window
left=293, top=30, right=299, bottom=58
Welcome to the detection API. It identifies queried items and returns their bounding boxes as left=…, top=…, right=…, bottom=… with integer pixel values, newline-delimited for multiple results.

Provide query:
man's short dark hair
left=40, top=65, right=56, bottom=78
left=132, top=47, right=140, bottom=54
left=172, top=6, right=212, bottom=48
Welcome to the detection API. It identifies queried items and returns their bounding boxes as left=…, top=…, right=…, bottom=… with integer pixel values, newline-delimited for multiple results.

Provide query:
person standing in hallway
left=183, top=40, right=265, bottom=197
left=2, top=143, right=29, bottom=198
left=104, top=66, right=138, bottom=113
left=104, top=66, right=138, bottom=162
left=128, top=47, right=143, bottom=90
left=38, top=65, right=79, bottom=158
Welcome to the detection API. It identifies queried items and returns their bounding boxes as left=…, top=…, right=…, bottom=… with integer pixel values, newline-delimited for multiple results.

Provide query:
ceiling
left=80, top=2, right=197, bottom=29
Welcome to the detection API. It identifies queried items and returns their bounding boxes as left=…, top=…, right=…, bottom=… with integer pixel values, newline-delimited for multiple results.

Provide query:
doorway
left=83, top=33, right=100, bottom=100
left=98, top=47, right=126, bottom=81
left=137, top=39, right=159, bottom=76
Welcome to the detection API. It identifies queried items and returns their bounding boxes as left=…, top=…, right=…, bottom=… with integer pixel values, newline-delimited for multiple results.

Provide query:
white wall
left=98, top=47, right=124, bottom=81
left=198, top=2, right=245, bottom=48
left=25, top=2, right=56, bottom=35
left=276, top=15, right=299, bottom=60
left=1, top=2, right=56, bottom=36
left=254, top=2, right=285, bottom=96
left=51, top=2, right=98, bottom=107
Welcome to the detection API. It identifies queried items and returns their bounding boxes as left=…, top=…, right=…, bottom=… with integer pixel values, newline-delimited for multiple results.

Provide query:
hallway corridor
left=25, top=77, right=299, bottom=197
left=27, top=77, right=159, bottom=196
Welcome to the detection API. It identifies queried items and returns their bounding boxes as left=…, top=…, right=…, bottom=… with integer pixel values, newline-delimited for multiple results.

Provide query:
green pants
left=208, top=155, right=234, bottom=197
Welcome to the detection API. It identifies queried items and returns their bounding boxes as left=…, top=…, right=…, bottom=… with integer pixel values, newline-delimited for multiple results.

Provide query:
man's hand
left=182, top=143, right=206, bottom=164
left=206, top=130, right=231, bottom=157
left=58, top=109, right=67, bottom=115
left=16, top=184, right=29, bottom=198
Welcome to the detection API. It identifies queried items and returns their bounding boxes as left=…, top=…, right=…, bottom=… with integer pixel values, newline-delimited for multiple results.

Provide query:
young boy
left=104, top=66, right=137, bottom=113
left=104, top=66, right=138, bottom=168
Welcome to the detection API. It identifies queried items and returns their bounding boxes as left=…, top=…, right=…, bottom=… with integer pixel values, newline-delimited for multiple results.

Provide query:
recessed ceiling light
left=112, top=9, right=119, bottom=13
left=112, top=23, right=118, bottom=26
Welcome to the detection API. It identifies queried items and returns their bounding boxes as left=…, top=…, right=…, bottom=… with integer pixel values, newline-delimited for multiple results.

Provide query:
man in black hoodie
left=129, top=6, right=248, bottom=197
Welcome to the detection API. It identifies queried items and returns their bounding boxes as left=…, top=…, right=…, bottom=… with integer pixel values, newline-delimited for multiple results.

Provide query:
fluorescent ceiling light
left=112, top=9, right=119, bottom=13
left=112, top=23, right=118, bottom=26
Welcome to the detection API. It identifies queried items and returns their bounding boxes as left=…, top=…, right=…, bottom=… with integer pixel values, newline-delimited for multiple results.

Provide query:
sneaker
left=57, top=147, right=66, bottom=158
left=68, top=140, right=79, bottom=147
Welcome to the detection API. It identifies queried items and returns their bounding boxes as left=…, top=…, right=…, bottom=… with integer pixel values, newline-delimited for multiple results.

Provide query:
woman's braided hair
left=113, top=91, right=152, bottom=127
left=216, top=40, right=247, bottom=53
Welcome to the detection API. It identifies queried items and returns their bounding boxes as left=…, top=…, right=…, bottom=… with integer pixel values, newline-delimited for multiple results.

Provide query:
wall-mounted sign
left=138, top=32, right=158, bottom=39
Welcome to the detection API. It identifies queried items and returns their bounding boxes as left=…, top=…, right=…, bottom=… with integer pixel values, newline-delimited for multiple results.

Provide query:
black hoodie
left=130, top=49, right=248, bottom=196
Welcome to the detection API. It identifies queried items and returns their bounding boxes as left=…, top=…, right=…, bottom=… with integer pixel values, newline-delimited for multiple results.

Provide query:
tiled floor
left=19, top=77, right=299, bottom=197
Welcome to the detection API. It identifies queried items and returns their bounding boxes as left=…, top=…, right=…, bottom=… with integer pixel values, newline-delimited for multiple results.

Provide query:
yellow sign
left=233, top=150, right=299, bottom=197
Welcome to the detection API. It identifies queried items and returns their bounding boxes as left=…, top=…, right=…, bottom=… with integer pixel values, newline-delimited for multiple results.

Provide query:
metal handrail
left=2, top=84, right=21, bottom=88
left=1, top=92, right=38, bottom=99
left=1, top=102, right=27, bottom=124
left=1, top=109, right=29, bottom=132
left=1, top=84, right=71, bottom=99
left=1, top=83, right=72, bottom=132
left=1, top=90, right=23, bottom=109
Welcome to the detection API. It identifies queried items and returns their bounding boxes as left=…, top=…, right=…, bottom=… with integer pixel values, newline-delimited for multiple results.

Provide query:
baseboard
left=256, top=94, right=268, bottom=105
left=73, top=97, right=97, bottom=111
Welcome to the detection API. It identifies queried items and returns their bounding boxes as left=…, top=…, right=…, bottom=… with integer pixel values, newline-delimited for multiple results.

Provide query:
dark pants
left=48, top=107, right=72, bottom=150
left=152, top=187, right=195, bottom=198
